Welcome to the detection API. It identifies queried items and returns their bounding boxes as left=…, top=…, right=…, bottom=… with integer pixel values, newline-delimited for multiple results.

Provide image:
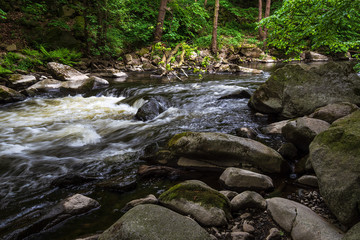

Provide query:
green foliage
left=0, top=8, right=6, bottom=19
left=0, top=52, right=41, bottom=72
left=40, top=46, right=82, bottom=66
left=261, top=0, right=360, bottom=56
left=0, top=66, right=12, bottom=74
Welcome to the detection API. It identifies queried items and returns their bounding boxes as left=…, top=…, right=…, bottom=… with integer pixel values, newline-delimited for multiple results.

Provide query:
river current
left=0, top=68, right=280, bottom=239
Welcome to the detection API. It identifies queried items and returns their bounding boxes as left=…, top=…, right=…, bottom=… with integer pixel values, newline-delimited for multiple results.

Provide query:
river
left=0, top=66, right=285, bottom=239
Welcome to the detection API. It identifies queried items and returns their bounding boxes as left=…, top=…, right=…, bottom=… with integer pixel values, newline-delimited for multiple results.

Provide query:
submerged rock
left=10, top=194, right=99, bottom=239
left=218, top=89, right=252, bottom=100
left=96, top=175, right=137, bottom=192
left=99, top=204, right=212, bottom=240
left=267, top=197, right=343, bottom=240
left=220, top=167, right=274, bottom=191
left=91, top=68, right=128, bottom=78
left=249, top=62, right=360, bottom=118
left=159, top=180, right=231, bottom=226
left=168, top=132, right=287, bottom=173
left=309, top=110, right=360, bottom=226
left=0, top=85, right=26, bottom=103
left=47, top=62, right=89, bottom=81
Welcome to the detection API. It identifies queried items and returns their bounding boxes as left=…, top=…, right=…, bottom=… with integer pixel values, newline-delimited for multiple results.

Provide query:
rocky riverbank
left=2, top=61, right=360, bottom=240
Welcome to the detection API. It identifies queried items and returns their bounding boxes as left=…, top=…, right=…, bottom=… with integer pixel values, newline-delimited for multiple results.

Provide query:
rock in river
left=159, top=180, right=231, bottom=226
left=47, top=62, right=89, bottom=81
left=249, top=62, right=360, bottom=118
left=99, top=204, right=212, bottom=240
left=168, top=132, right=287, bottom=173
left=0, top=85, right=26, bottom=103
left=309, top=110, right=360, bottom=226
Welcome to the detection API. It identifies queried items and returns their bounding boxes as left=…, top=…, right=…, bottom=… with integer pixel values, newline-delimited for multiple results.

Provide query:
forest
left=0, top=0, right=359, bottom=73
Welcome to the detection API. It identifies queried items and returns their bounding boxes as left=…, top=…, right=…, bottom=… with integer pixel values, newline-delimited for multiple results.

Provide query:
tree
left=261, top=0, right=360, bottom=55
left=258, top=0, right=271, bottom=41
left=154, top=0, right=169, bottom=43
left=211, top=0, right=219, bottom=53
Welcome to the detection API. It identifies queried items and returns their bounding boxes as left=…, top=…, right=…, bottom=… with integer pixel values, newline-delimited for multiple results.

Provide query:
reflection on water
left=0, top=71, right=277, bottom=239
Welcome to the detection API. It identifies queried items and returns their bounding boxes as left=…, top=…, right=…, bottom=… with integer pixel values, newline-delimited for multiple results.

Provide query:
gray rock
left=240, top=45, right=264, bottom=58
left=262, top=120, right=290, bottom=134
left=91, top=68, right=128, bottom=78
left=122, top=194, right=158, bottom=211
left=96, top=175, right=136, bottom=193
left=230, top=231, right=253, bottom=240
left=220, top=168, right=274, bottom=191
left=26, top=79, right=63, bottom=95
left=343, top=222, right=360, bottom=240
left=242, top=221, right=255, bottom=233
left=6, top=43, right=17, bottom=51
left=230, top=191, right=267, bottom=211
left=296, top=175, right=319, bottom=188
left=62, top=194, right=99, bottom=214
left=91, top=76, right=109, bottom=89
left=0, top=85, right=26, bottom=103
left=309, top=110, right=360, bottom=226
left=282, top=117, right=330, bottom=152
left=168, top=132, right=287, bottom=173
left=220, top=190, right=238, bottom=201
left=137, top=164, right=184, bottom=179
left=8, top=74, right=37, bottom=89
left=61, top=78, right=95, bottom=92
left=159, top=180, right=231, bottom=227
left=300, top=51, right=329, bottom=62
left=267, top=197, right=343, bottom=240
left=47, top=62, right=89, bottom=81
left=265, top=228, right=283, bottom=240
left=235, top=127, right=257, bottom=139
left=249, top=62, right=360, bottom=118
left=98, top=204, right=212, bottom=240
left=236, top=66, right=263, bottom=74
left=309, top=102, right=359, bottom=123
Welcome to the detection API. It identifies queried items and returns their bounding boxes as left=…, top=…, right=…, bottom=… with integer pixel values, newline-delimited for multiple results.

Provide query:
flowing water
left=0, top=66, right=285, bottom=239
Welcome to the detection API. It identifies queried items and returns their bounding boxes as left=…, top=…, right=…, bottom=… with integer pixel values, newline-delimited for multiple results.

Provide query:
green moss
left=313, top=111, right=360, bottom=156
left=168, top=132, right=192, bottom=148
left=159, top=182, right=230, bottom=215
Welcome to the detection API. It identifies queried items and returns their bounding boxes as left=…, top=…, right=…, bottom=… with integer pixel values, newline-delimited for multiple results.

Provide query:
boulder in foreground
left=99, top=204, right=212, bottom=240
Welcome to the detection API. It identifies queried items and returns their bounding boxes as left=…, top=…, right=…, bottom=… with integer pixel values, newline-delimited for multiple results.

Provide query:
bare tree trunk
left=264, top=0, right=271, bottom=39
left=211, top=0, right=219, bottom=53
left=258, top=0, right=265, bottom=40
left=204, top=0, right=207, bottom=6
left=154, top=0, right=168, bottom=43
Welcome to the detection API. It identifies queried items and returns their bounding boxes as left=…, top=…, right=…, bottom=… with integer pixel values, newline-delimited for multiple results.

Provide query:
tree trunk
left=258, top=0, right=265, bottom=40
left=204, top=0, right=207, bottom=6
left=154, top=0, right=168, bottom=43
left=264, top=0, right=271, bottom=39
left=211, top=0, right=219, bottom=53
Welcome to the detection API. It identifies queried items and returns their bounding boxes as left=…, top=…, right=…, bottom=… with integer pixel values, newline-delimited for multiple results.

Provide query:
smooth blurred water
left=0, top=70, right=281, bottom=239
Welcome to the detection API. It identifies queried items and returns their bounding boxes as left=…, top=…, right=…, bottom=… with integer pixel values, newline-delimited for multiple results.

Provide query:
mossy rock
left=159, top=180, right=231, bottom=226
left=0, top=85, right=26, bottom=103
left=249, top=62, right=360, bottom=118
left=309, top=110, right=360, bottom=226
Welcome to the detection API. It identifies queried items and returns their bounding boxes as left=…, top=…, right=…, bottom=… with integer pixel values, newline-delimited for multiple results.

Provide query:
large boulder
left=47, top=62, right=89, bottom=81
left=309, top=110, right=360, bottom=226
left=282, top=117, right=330, bottom=152
left=0, top=85, right=26, bottom=103
left=168, top=132, right=287, bottom=173
left=267, top=197, right=343, bottom=240
left=159, top=180, right=231, bottom=226
left=309, top=102, right=359, bottom=123
left=249, top=62, right=360, bottom=118
left=99, top=204, right=212, bottom=240
left=220, top=167, right=273, bottom=191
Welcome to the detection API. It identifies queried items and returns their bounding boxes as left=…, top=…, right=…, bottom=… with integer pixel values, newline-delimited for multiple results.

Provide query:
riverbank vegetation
left=0, top=0, right=359, bottom=74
